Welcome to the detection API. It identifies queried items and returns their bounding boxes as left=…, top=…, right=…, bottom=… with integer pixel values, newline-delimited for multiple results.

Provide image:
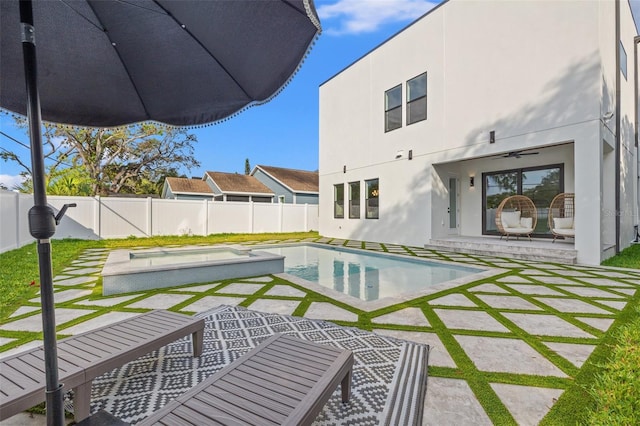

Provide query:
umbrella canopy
left=1, top=0, right=321, bottom=127
left=0, top=1, right=320, bottom=425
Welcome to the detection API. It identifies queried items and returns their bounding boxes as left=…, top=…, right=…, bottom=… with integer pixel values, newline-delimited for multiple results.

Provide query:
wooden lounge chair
left=548, top=192, right=575, bottom=242
left=137, top=333, right=354, bottom=426
left=0, top=310, right=204, bottom=423
left=495, top=195, right=538, bottom=241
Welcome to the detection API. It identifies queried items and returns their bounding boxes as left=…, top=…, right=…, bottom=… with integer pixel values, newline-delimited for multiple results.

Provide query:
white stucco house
left=319, top=0, right=639, bottom=265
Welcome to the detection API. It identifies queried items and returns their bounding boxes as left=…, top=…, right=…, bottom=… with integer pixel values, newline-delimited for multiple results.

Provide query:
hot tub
left=101, top=246, right=284, bottom=295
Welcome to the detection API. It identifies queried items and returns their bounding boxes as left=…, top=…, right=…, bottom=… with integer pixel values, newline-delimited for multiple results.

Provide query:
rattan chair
left=548, top=192, right=575, bottom=242
left=495, top=195, right=537, bottom=241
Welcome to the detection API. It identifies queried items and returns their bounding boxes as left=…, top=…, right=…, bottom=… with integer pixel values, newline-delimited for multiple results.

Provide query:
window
left=385, top=85, right=402, bottom=132
left=620, top=41, right=627, bottom=80
left=365, top=179, right=379, bottom=219
left=482, top=164, right=563, bottom=236
left=227, top=195, right=250, bottom=202
left=334, top=184, right=344, bottom=218
left=407, top=72, right=427, bottom=125
left=252, top=196, right=272, bottom=203
left=349, top=181, right=360, bottom=219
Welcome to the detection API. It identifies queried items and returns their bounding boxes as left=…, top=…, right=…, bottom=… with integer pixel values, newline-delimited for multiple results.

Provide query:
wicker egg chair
left=548, top=192, right=575, bottom=242
left=495, top=195, right=538, bottom=241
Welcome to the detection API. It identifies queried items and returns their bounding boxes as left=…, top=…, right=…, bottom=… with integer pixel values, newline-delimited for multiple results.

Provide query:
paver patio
left=1, top=237, right=638, bottom=425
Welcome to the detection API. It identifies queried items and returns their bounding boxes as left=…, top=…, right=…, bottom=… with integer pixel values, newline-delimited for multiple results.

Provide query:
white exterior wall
left=319, top=0, right=637, bottom=264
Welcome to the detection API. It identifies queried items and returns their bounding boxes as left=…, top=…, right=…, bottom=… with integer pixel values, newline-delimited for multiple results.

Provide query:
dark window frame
left=334, top=183, right=344, bottom=219
left=481, top=163, right=564, bottom=237
left=365, top=178, right=379, bottom=219
left=407, top=72, right=427, bottom=125
left=384, top=84, right=402, bottom=132
left=349, top=181, right=361, bottom=219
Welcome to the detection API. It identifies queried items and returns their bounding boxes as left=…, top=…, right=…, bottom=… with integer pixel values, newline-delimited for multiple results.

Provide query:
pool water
left=129, top=248, right=249, bottom=267
left=259, top=245, right=481, bottom=301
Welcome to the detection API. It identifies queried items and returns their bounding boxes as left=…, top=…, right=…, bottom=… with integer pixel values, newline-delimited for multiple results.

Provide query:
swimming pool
left=258, top=244, right=482, bottom=302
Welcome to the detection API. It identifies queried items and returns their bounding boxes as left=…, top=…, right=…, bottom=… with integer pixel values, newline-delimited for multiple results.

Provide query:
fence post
left=250, top=201, right=255, bottom=233
left=94, top=195, right=101, bottom=239
left=147, top=197, right=152, bottom=237
left=14, top=191, right=20, bottom=250
left=203, top=198, right=208, bottom=236
left=304, top=203, right=309, bottom=231
left=279, top=202, right=284, bottom=232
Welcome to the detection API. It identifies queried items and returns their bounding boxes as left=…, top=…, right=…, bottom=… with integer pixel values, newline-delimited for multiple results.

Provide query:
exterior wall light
left=343, top=165, right=346, bottom=173
left=470, top=176, right=475, bottom=187
left=489, top=130, right=495, bottom=144
left=408, top=149, right=413, bottom=160
left=395, top=150, right=404, bottom=159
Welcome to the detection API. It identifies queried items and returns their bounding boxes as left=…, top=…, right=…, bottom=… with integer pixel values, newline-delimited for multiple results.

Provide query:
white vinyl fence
left=0, top=191, right=319, bottom=253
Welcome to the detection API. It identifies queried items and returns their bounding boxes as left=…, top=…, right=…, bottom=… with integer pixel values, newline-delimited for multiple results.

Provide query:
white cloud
left=317, top=0, right=438, bottom=35
left=0, top=174, right=27, bottom=190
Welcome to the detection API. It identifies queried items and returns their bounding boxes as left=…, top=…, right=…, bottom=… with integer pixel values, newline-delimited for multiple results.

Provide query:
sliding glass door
left=482, top=164, right=563, bottom=236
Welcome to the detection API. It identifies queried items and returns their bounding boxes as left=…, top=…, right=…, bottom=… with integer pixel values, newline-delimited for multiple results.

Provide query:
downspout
left=615, top=0, right=620, bottom=253
left=635, top=35, right=640, bottom=240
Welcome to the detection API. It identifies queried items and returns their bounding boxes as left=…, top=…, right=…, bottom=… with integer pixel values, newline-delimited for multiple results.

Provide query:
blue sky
left=1, top=0, right=639, bottom=189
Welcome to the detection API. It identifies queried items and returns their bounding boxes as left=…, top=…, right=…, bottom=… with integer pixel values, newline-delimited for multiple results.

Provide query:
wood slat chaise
left=0, top=309, right=204, bottom=423
left=137, top=333, right=354, bottom=426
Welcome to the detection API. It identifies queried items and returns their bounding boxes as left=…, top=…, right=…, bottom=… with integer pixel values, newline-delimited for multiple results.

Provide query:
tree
left=3, top=119, right=200, bottom=196
left=244, top=158, right=251, bottom=175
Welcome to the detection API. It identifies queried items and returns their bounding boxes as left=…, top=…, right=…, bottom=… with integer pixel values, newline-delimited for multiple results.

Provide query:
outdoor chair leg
left=73, top=381, right=92, bottom=422
left=341, top=370, right=352, bottom=403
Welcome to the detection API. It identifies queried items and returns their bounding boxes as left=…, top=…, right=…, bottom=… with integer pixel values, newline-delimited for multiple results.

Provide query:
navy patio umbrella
left=0, top=1, right=320, bottom=424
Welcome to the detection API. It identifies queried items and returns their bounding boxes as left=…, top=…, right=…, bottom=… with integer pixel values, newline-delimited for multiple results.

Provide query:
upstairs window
left=407, top=72, right=427, bottom=125
left=334, top=184, right=344, bottom=218
left=349, top=181, right=360, bottom=219
left=385, top=85, right=402, bottom=132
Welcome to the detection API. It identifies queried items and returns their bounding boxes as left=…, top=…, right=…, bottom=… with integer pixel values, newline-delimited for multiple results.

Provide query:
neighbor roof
left=205, top=171, right=274, bottom=195
left=166, top=177, right=213, bottom=194
left=254, top=165, right=319, bottom=193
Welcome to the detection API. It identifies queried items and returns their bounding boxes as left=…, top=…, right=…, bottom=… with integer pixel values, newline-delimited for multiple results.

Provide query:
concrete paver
left=475, top=294, right=543, bottom=311
left=126, top=294, right=192, bottom=310
left=61, top=312, right=141, bottom=335
left=181, top=296, right=245, bottom=313
left=455, top=335, right=568, bottom=377
left=248, top=299, right=300, bottom=315
left=544, top=342, right=596, bottom=368
left=428, top=294, right=477, bottom=307
left=216, top=283, right=265, bottom=295
left=1, top=309, right=95, bottom=332
left=422, top=377, right=492, bottom=426
left=75, top=294, right=141, bottom=307
left=435, top=309, right=510, bottom=333
left=501, top=313, right=594, bottom=338
left=535, top=297, right=613, bottom=315
left=490, top=383, right=563, bottom=425
left=469, top=283, right=509, bottom=293
left=372, top=307, right=430, bottom=326
left=304, top=302, right=358, bottom=322
left=373, top=329, right=456, bottom=368
left=505, top=284, right=564, bottom=296
left=264, top=285, right=307, bottom=298
left=576, top=316, right=615, bottom=332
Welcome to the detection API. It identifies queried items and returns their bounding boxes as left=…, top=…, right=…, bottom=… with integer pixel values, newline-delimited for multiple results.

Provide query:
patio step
left=426, top=238, right=577, bottom=264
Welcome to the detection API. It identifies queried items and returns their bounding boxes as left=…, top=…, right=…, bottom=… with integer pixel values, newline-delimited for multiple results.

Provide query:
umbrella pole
left=19, top=1, right=65, bottom=425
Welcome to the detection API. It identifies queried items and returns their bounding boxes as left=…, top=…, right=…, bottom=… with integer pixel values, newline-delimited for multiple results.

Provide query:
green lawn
left=1, top=232, right=639, bottom=425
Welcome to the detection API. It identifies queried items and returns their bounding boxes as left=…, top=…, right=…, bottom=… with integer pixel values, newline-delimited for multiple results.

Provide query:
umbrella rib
left=83, top=0, right=154, bottom=122
left=151, top=0, right=252, bottom=101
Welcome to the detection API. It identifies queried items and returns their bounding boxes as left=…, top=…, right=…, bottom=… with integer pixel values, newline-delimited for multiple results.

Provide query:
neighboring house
left=161, top=177, right=214, bottom=200
left=251, top=165, right=319, bottom=204
left=319, top=0, right=638, bottom=265
left=204, top=171, right=274, bottom=202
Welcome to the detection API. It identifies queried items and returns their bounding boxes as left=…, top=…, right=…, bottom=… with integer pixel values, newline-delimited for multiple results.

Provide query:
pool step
left=425, top=237, right=577, bottom=264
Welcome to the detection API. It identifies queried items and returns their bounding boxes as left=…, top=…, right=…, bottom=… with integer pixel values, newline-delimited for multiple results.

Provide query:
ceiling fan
left=498, top=150, right=539, bottom=159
